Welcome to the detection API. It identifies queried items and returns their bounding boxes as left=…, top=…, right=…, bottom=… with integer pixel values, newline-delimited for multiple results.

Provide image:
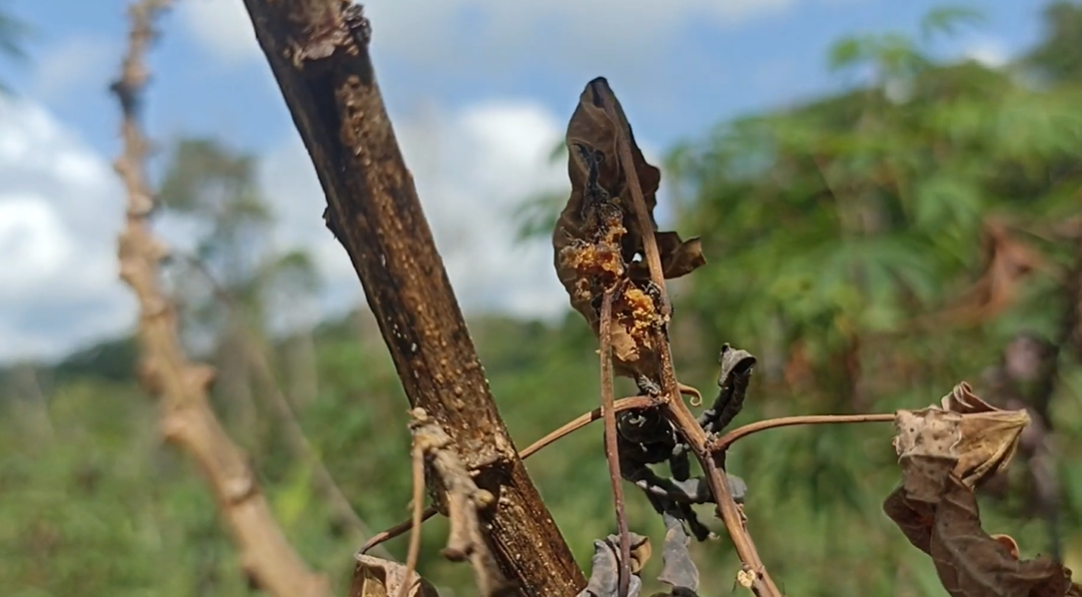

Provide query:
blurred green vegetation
left=6, top=3, right=1082, bottom=596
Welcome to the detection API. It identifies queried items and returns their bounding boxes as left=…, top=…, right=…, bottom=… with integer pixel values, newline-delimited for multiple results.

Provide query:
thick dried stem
left=238, top=2, right=582, bottom=594
left=112, top=3, right=329, bottom=596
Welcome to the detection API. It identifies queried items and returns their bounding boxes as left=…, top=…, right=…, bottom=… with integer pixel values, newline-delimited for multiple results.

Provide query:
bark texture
left=238, top=1, right=585, bottom=595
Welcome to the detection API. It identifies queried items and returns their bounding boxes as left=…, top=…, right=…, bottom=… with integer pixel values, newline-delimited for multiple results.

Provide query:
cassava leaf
left=577, top=532, right=651, bottom=597
left=553, top=77, right=706, bottom=385
left=885, top=383, right=1079, bottom=597
left=657, top=513, right=700, bottom=594
left=893, top=381, right=1028, bottom=491
left=350, top=554, right=440, bottom=597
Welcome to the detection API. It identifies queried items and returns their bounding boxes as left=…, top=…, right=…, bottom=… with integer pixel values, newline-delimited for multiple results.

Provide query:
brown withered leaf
left=885, top=478, right=1073, bottom=597
left=918, top=218, right=1050, bottom=328
left=894, top=407, right=961, bottom=502
left=349, top=554, right=440, bottom=597
left=943, top=382, right=1029, bottom=487
left=886, top=383, right=1079, bottom=597
left=553, top=77, right=705, bottom=384
left=893, top=382, right=1028, bottom=491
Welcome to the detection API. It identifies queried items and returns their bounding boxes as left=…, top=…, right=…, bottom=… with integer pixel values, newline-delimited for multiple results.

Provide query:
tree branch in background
left=238, top=1, right=584, bottom=594
left=181, top=253, right=386, bottom=554
left=111, top=2, right=330, bottom=596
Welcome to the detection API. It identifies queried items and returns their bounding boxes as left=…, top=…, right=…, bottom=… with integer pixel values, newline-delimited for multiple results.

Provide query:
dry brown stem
left=593, top=84, right=782, bottom=597
left=409, top=409, right=514, bottom=597
left=400, top=434, right=427, bottom=597
left=238, top=2, right=583, bottom=593
left=710, top=413, right=897, bottom=453
left=599, top=290, right=632, bottom=596
left=111, top=2, right=329, bottom=596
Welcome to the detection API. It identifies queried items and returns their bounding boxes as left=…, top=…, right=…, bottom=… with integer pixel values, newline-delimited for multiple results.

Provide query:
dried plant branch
left=710, top=413, right=897, bottom=453
left=181, top=253, right=383, bottom=552
left=592, top=84, right=782, bottom=597
left=410, top=409, right=515, bottom=596
left=238, top=2, right=583, bottom=592
left=599, top=290, right=632, bottom=596
left=111, top=3, right=330, bottom=596
left=361, top=396, right=654, bottom=555
left=400, top=436, right=427, bottom=597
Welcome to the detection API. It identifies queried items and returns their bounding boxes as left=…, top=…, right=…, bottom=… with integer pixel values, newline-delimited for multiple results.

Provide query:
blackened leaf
left=553, top=77, right=707, bottom=383
left=700, top=344, right=757, bottom=435
left=657, top=513, right=700, bottom=594
left=577, top=533, right=651, bottom=597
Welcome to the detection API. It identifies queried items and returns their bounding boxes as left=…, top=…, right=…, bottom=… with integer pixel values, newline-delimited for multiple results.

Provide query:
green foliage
left=662, top=4, right=1082, bottom=594
left=1026, top=1, right=1082, bottom=83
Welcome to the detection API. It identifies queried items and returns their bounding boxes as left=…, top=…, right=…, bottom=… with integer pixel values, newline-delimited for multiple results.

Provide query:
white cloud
left=258, top=99, right=573, bottom=320
left=0, top=93, right=661, bottom=362
left=962, top=38, right=1008, bottom=68
left=0, top=99, right=134, bottom=361
left=32, top=36, right=119, bottom=103
left=178, top=0, right=260, bottom=66
left=179, top=0, right=798, bottom=67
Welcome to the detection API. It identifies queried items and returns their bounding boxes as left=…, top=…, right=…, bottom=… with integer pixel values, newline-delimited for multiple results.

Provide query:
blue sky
left=0, top=0, right=1052, bottom=361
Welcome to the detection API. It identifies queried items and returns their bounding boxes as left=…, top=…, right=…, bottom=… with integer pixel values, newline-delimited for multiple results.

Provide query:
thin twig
left=711, top=413, right=896, bottom=453
left=409, top=409, right=513, bottom=596
left=523, top=397, right=655, bottom=459
left=597, top=85, right=782, bottom=597
left=360, top=396, right=654, bottom=554
left=599, top=290, right=631, bottom=597
left=399, top=439, right=426, bottom=597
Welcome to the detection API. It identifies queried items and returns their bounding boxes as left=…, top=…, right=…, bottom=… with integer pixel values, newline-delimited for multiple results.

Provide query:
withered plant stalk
left=112, top=2, right=329, bottom=596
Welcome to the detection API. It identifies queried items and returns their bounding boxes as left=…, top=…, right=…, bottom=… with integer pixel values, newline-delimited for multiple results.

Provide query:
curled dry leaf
left=657, top=513, right=700, bottom=595
left=350, top=554, right=440, bottom=597
left=700, top=344, right=757, bottom=436
left=553, top=77, right=705, bottom=385
left=884, top=478, right=1074, bottom=597
left=577, top=532, right=652, bottom=597
left=894, top=382, right=1029, bottom=492
left=886, top=382, right=1081, bottom=597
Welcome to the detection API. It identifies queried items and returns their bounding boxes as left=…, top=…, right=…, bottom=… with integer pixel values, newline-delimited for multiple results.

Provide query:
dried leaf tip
left=577, top=532, right=652, bottom=597
left=351, top=554, right=440, bottom=597
left=893, top=381, right=1029, bottom=493
left=553, top=78, right=705, bottom=388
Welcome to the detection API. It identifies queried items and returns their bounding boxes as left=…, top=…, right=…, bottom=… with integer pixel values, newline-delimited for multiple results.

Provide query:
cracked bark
left=238, top=1, right=585, bottom=595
